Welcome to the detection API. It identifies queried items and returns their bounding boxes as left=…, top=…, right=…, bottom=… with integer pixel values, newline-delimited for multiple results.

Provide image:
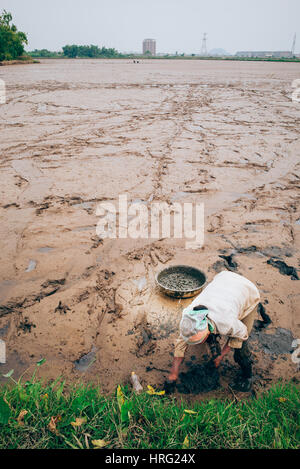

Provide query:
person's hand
left=214, top=356, right=222, bottom=369
left=168, top=372, right=178, bottom=382
left=164, top=379, right=176, bottom=395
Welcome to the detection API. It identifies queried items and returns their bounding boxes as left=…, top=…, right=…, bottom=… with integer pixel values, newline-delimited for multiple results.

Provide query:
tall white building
left=143, top=39, right=156, bottom=56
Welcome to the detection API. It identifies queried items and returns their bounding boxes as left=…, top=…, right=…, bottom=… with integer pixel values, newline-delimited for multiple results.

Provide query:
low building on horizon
left=236, top=50, right=292, bottom=58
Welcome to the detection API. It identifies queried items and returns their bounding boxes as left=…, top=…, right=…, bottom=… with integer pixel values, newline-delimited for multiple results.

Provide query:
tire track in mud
left=149, top=84, right=211, bottom=200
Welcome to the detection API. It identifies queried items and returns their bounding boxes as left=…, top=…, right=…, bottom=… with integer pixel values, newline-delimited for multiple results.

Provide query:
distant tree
left=89, top=45, right=100, bottom=57
left=62, top=44, right=119, bottom=58
left=62, top=44, right=79, bottom=58
left=100, top=46, right=118, bottom=57
left=0, top=10, right=28, bottom=61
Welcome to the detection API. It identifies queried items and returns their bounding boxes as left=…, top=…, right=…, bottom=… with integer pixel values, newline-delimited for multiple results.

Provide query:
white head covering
left=180, top=309, right=213, bottom=344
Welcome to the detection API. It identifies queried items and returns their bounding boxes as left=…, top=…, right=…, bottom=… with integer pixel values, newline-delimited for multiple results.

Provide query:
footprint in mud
left=219, top=254, right=238, bottom=271
left=18, top=318, right=36, bottom=333
left=127, top=244, right=174, bottom=268
left=136, top=326, right=156, bottom=357
left=176, top=360, right=220, bottom=394
left=35, top=202, right=50, bottom=215
left=91, top=235, right=103, bottom=249
left=207, top=214, right=224, bottom=234
left=54, top=301, right=70, bottom=315
left=14, top=175, right=28, bottom=188
left=132, top=313, right=156, bottom=357
left=267, top=258, right=299, bottom=280
left=41, top=278, right=66, bottom=298
left=212, top=254, right=238, bottom=273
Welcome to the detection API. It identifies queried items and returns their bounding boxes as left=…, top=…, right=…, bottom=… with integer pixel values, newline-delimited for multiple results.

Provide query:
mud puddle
left=74, top=346, right=97, bottom=373
left=250, top=326, right=295, bottom=356
left=38, top=247, right=54, bottom=253
left=25, top=260, right=37, bottom=272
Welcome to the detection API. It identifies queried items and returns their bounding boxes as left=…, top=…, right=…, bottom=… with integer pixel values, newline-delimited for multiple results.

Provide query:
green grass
left=0, top=368, right=299, bottom=449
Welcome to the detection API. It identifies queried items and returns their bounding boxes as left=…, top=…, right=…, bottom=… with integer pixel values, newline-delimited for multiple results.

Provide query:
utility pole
left=291, top=33, right=296, bottom=57
left=201, top=33, right=208, bottom=56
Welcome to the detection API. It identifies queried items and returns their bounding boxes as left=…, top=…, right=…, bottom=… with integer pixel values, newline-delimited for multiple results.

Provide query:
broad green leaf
left=121, top=400, right=133, bottom=425
left=0, top=397, right=10, bottom=425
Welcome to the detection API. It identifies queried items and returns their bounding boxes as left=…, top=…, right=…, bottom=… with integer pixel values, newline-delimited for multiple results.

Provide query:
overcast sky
left=2, top=0, right=299, bottom=54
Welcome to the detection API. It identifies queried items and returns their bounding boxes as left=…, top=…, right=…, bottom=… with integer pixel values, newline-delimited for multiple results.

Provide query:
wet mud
left=250, top=327, right=295, bottom=356
left=256, top=303, right=272, bottom=328
left=267, top=258, right=299, bottom=280
left=0, top=59, right=299, bottom=394
left=219, top=254, right=238, bottom=271
left=177, top=360, right=220, bottom=394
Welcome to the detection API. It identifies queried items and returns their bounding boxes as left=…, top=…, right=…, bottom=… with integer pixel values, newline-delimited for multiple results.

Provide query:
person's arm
left=213, top=316, right=249, bottom=368
left=167, top=337, right=188, bottom=381
left=214, top=339, right=232, bottom=368
left=168, top=356, right=184, bottom=381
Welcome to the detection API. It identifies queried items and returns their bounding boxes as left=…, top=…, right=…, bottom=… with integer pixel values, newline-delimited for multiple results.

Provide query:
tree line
left=62, top=44, right=120, bottom=58
left=28, top=45, right=122, bottom=59
left=0, top=10, right=28, bottom=61
left=28, top=49, right=62, bottom=58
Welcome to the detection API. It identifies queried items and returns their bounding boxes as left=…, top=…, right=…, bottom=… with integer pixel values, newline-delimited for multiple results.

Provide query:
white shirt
left=182, top=271, right=260, bottom=342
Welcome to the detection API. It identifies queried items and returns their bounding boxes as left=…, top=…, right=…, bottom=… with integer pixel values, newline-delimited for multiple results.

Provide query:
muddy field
left=0, top=59, right=299, bottom=396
